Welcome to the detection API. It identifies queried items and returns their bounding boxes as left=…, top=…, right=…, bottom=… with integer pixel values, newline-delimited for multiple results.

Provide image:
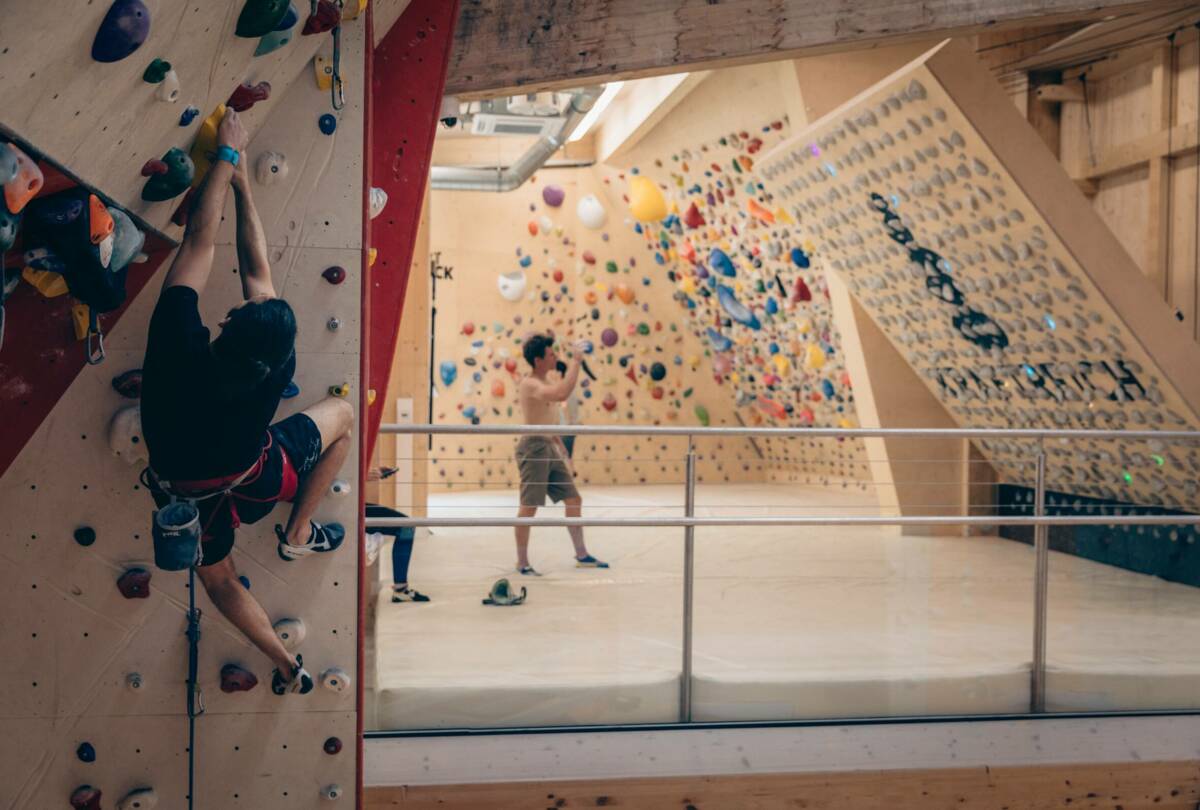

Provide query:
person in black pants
left=366, top=469, right=430, bottom=603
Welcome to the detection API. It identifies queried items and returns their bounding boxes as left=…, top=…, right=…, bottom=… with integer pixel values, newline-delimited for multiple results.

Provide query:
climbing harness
left=482, top=578, right=528, bottom=606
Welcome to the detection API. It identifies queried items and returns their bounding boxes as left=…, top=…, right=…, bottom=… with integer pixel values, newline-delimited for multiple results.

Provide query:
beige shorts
left=516, top=435, right=579, bottom=507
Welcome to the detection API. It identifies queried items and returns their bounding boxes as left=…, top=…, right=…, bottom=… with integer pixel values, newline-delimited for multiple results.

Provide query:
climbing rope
left=330, top=0, right=346, bottom=111
left=185, top=564, right=204, bottom=810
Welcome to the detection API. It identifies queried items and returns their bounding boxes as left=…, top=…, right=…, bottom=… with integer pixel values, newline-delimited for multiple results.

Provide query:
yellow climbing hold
left=805, top=344, right=826, bottom=370
left=629, top=175, right=667, bottom=222
left=342, top=0, right=368, bottom=20
left=314, top=54, right=334, bottom=91
left=772, top=354, right=789, bottom=374
left=71, top=303, right=91, bottom=341
left=368, top=248, right=377, bottom=266
left=189, top=104, right=227, bottom=188
left=329, top=383, right=351, bottom=398
left=22, top=266, right=68, bottom=298
left=774, top=207, right=794, bottom=224
left=367, top=389, right=377, bottom=405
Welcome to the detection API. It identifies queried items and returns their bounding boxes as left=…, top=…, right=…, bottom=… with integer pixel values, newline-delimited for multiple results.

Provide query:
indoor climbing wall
left=757, top=39, right=1200, bottom=512
left=427, top=167, right=767, bottom=489
left=607, top=114, right=870, bottom=486
left=0, top=1, right=376, bottom=806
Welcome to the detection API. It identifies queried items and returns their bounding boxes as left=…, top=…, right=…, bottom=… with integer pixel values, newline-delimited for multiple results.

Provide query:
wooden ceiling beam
left=445, top=0, right=1183, bottom=98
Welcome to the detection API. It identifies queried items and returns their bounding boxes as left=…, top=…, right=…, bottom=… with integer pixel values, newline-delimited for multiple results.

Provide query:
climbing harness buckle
left=85, top=308, right=106, bottom=365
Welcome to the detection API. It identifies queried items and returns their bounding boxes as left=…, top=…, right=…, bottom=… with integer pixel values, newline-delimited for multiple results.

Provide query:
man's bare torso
left=518, top=374, right=561, bottom=427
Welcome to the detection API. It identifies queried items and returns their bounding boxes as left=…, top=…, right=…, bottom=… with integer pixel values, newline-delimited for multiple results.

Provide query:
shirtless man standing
left=514, top=333, right=607, bottom=575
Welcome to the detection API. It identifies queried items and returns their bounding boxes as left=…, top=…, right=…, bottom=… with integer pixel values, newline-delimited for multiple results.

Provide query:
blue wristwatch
left=215, top=145, right=241, bottom=167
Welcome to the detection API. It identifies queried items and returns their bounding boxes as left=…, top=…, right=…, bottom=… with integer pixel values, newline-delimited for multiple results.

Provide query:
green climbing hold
left=141, top=147, right=194, bottom=202
left=637, top=323, right=650, bottom=336
left=695, top=405, right=710, bottom=427
left=683, top=387, right=693, bottom=398
left=235, top=0, right=290, bottom=38
left=254, top=28, right=293, bottom=56
left=142, top=58, right=171, bottom=83
left=605, top=260, right=618, bottom=274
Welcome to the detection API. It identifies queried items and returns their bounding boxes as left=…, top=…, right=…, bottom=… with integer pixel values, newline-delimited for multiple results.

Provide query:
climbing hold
left=629, top=176, right=667, bottom=222
left=179, top=106, right=200, bottom=126
left=614, top=283, right=635, bottom=304
left=74, top=527, right=97, bottom=547
left=368, top=248, right=377, bottom=266
left=87, top=194, right=115, bottom=247
left=792, top=277, right=812, bottom=303
left=112, top=370, right=143, bottom=399
left=717, top=285, right=760, bottom=329
left=77, top=742, right=96, bottom=763
left=108, top=405, right=147, bottom=467
left=318, top=113, right=338, bottom=135
left=276, top=1, right=300, bottom=29
left=0, top=207, right=19, bottom=253
left=491, top=379, right=506, bottom=397
left=92, top=0, right=150, bottom=63
left=708, top=248, right=736, bottom=277
left=790, top=247, right=810, bottom=268
left=600, top=328, right=618, bottom=347
left=239, top=575, right=251, bottom=589
left=321, top=785, right=344, bottom=801
left=369, top=187, right=388, bottom=219
left=577, top=194, right=607, bottom=229
left=322, top=265, right=345, bottom=285
left=313, top=53, right=335, bottom=91
left=694, top=405, right=710, bottom=427
left=302, top=0, right=341, bottom=35
left=272, top=617, right=306, bottom=649
left=461, top=321, right=475, bottom=335
left=683, top=202, right=705, bottom=229
left=141, top=148, right=194, bottom=201
left=650, top=362, right=666, bottom=381
left=330, top=478, right=351, bottom=495
left=3, top=144, right=43, bottom=214
left=220, top=663, right=258, bottom=693
left=439, top=360, right=457, bottom=387
left=187, top=104, right=224, bottom=187
left=227, top=81, right=271, bottom=112
left=805, top=344, right=826, bottom=370
left=126, top=672, right=144, bottom=691
left=326, top=316, right=341, bottom=331
left=0, top=143, right=17, bottom=185
left=117, top=787, right=158, bottom=810
left=602, top=393, right=618, bottom=412
left=323, top=737, right=343, bottom=755
left=542, top=184, right=565, bottom=207
left=367, top=389, right=377, bottom=405
left=254, top=151, right=289, bottom=186
left=155, top=69, right=180, bottom=103
left=70, top=786, right=102, bottom=810
left=282, top=380, right=300, bottom=398
left=117, top=567, right=151, bottom=599
left=142, top=58, right=171, bottom=83
left=497, top=270, right=526, bottom=301
left=109, top=207, right=146, bottom=272
left=329, top=383, right=350, bottom=398
left=706, top=328, right=733, bottom=353
left=320, top=667, right=351, bottom=692
left=746, top=198, right=775, bottom=223
left=236, top=0, right=291, bottom=37
left=255, top=27, right=294, bottom=56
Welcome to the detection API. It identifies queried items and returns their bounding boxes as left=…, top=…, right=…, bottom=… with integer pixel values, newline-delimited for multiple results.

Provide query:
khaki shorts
left=516, top=435, right=579, bottom=507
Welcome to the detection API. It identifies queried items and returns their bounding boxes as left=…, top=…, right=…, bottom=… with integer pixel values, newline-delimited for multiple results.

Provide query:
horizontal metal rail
left=367, top=514, right=1200, bottom=529
left=379, top=423, right=1200, bottom=441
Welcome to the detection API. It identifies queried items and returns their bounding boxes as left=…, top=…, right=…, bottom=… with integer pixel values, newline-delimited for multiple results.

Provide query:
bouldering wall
left=427, top=167, right=766, bottom=489
left=756, top=39, right=1200, bottom=512
left=0, top=1, right=376, bottom=806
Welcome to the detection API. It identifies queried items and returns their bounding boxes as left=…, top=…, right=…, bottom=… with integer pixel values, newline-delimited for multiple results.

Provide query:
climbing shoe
left=276, top=521, right=345, bottom=561
left=271, top=654, right=314, bottom=695
left=391, top=585, right=431, bottom=604
left=517, top=565, right=542, bottom=577
left=575, top=555, right=610, bottom=569
left=482, top=578, right=527, bottom=606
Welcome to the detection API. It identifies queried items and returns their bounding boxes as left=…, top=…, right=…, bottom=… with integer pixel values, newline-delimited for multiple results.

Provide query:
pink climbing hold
left=70, top=785, right=102, bottom=810
left=227, top=81, right=272, bottom=112
left=582, top=251, right=596, bottom=265
left=322, top=265, right=346, bottom=285
left=117, top=568, right=151, bottom=599
left=302, top=0, right=340, bottom=35
left=461, top=322, right=475, bottom=336
left=220, top=663, right=259, bottom=693
left=600, top=328, right=618, bottom=347
left=140, top=159, right=168, bottom=177
left=541, top=184, right=565, bottom=207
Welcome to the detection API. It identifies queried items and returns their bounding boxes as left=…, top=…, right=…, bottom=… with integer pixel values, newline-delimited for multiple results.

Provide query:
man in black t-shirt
left=141, top=109, right=353, bottom=695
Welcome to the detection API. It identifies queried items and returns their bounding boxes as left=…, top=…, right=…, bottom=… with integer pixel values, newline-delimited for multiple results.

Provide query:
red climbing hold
left=683, top=202, right=705, bottom=230
left=140, top=159, right=168, bottom=177
left=792, top=277, right=812, bottom=303
left=322, top=265, right=346, bottom=285
left=71, top=785, right=102, bottom=810
left=302, top=0, right=340, bottom=35
left=220, top=663, right=259, bottom=693
left=227, top=81, right=272, bottom=112
left=323, top=736, right=343, bottom=755
left=170, top=187, right=195, bottom=227
left=117, top=568, right=151, bottom=599
left=112, top=369, right=143, bottom=398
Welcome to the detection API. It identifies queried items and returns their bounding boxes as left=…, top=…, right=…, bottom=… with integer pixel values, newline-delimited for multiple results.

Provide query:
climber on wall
left=514, top=332, right=607, bottom=575
left=140, top=109, right=354, bottom=694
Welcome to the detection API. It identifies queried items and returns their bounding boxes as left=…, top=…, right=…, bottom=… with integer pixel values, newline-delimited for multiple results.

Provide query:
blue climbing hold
left=179, top=106, right=200, bottom=126
left=275, top=1, right=299, bottom=29
left=77, top=742, right=96, bottom=763
left=706, top=327, right=733, bottom=353
left=318, top=114, right=337, bottom=135
left=709, top=248, right=736, bottom=277
left=239, top=575, right=251, bottom=589
left=765, top=297, right=779, bottom=315
left=717, top=285, right=760, bottom=330
left=254, top=28, right=294, bottom=56
left=790, top=247, right=810, bottom=268
left=519, top=255, right=532, bottom=268
left=282, top=381, right=300, bottom=398
left=439, top=360, right=457, bottom=387
left=462, top=405, right=477, bottom=420
left=92, top=0, right=151, bottom=63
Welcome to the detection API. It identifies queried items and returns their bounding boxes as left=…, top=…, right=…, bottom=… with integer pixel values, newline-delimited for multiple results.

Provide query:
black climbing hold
left=76, top=742, right=96, bottom=763
left=92, top=0, right=150, bottom=63
left=70, top=785, right=102, bottom=810
left=323, top=736, right=343, bottom=755
left=112, top=368, right=143, bottom=398
left=318, top=114, right=337, bottom=135
left=235, top=0, right=291, bottom=38
left=74, top=527, right=97, bottom=547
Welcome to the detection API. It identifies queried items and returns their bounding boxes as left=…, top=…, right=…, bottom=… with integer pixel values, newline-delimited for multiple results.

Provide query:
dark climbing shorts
left=516, top=435, right=579, bottom=507
left=150, top=413, right=324, bottom=567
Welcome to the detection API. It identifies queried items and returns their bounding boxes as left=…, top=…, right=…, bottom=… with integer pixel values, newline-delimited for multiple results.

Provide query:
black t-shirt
left=141, top=286, right=295, bottom=481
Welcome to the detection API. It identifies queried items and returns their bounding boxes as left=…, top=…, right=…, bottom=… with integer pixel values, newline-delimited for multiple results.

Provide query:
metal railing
left=369, top=424, right=1200, bottom=721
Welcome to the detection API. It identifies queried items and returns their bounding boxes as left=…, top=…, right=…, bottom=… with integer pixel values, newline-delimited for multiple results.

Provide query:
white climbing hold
left=156, top=70, right=180, bottom=103
left=330, top=478, right=352, bottom=496
left=255, top=151, right=288, bottom=186
left=118, top=788, right=158, bottom=810
left=369, top=187, right=388, bottom=219
left=273, top=617, right=306, bottom=650
left=108, top=405, right=147, bottom=465
left=126, top=672, right=144, bottom=691
left=497, top=270, right=526, bottom=302
left=321, top=785, right=343, bottom=801
left=320, top=667, right=351, bottom=693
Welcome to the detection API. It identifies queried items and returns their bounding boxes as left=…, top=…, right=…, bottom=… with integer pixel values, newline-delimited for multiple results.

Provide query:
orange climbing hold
left=88, top=194, right=115, bottom=245
left=746, top=198, right=774, bottom=224
left=491, top=379, right=506, bottom=397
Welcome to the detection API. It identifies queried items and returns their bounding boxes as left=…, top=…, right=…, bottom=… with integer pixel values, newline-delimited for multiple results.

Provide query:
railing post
left=680, top=435, right=696, bottom=723
left=1031, top=446, right=1049, bottom=713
